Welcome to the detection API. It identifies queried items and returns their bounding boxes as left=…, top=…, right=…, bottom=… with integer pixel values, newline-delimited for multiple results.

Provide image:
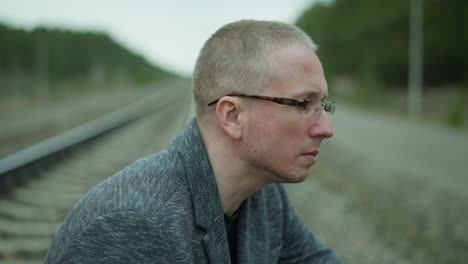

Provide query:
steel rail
left=0, top=89, right=175, bottom=194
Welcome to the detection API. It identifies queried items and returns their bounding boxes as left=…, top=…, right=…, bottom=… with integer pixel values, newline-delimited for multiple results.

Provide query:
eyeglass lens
left=304, top=100, right=335, bottom=119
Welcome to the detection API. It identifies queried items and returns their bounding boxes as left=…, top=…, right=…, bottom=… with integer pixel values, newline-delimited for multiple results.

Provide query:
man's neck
left=214, top=164, right=267, bottom=216
left=200, top=124, right=269, bottom=216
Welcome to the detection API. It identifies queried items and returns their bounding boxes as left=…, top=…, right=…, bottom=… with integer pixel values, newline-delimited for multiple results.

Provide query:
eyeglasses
left=207, top=93, right=336, bottom=119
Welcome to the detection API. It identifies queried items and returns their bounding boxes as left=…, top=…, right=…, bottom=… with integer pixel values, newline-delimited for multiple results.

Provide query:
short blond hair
left=192, top=19, right=317, bottom=118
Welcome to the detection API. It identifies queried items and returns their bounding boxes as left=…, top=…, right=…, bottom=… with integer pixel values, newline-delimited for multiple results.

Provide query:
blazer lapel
left=201, top=216, right=230, bottom=263
left=236, top=192, right=269, bottom=264
left=174, top=120, right=230, bottom=263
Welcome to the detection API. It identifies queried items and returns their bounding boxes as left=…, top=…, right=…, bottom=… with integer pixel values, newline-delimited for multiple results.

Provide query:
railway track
left=0, top=84, right=192, bottom=263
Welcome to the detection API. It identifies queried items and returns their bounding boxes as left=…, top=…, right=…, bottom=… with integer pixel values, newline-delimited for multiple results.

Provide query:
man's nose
left=309, top=111, right=334, bottom=139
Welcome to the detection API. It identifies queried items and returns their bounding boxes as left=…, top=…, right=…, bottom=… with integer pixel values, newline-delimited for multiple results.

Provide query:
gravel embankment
left=285, top=163, right=432, bottom=264
left=285, top=104, right=468, bottom=263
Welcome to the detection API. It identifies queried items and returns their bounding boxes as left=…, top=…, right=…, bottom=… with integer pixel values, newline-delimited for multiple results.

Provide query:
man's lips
left=301, top=150, right=319, bottom=162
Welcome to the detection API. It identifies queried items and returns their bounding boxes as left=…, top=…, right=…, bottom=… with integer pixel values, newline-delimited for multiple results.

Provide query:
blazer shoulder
left=87, top=149, right=189, bottom=214
left=47, top=149, right=193, bottom=259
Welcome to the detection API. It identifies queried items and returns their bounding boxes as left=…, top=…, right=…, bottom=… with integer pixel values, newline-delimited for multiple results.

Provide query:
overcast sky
left=0, top=0, right=318, bottom=76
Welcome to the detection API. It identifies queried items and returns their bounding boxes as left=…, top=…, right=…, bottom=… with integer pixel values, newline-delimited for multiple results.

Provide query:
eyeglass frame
left=207, top=93, right=336, bottom=119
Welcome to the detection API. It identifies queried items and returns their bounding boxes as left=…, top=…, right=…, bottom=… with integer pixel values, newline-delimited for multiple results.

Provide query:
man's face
left=241, top=43, right=334, bottom=183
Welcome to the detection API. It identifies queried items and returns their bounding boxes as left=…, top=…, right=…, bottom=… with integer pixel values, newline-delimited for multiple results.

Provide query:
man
left=45, top=20, right=346, bottom=263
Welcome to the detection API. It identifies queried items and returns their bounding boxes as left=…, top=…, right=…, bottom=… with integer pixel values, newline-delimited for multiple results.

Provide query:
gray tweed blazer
left=45, top=119, right=346, bottom=263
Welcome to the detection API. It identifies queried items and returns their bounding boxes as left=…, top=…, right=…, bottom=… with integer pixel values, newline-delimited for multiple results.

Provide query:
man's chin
left=279, top=171, right=309, bottom=184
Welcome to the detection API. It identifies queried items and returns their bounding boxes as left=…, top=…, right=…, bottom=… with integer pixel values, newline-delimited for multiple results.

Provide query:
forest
left=0, top=23, right=174, bottom=96
left=296, top=0, right=466, bottom=88
left=296, top=0, right=467, bottom=126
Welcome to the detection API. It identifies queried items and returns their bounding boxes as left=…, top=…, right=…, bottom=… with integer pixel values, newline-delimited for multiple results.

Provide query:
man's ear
left=215, top=97, right=243, bottom=140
